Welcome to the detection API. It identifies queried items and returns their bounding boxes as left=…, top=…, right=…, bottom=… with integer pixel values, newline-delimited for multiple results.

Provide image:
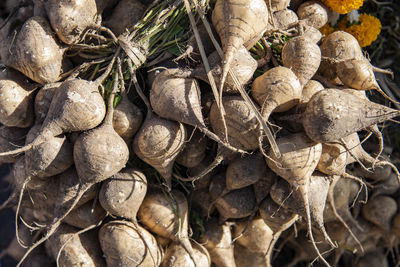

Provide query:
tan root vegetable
left=269, top=9, right=298, bottom=30
left=0, top=126, right=28, bottom=164
left=45, top=0, right=99, bottom=44
left=63, top=199, right=107, bottom=229
left=302, top=89, right=400, bottom=143
left=99, top=168, right=147, bottom=221
left=0, top=69, right=36, bottom=128
left=48, top=224, right=106, bottom=267
left=282, top=36, right=321, bottom=86
left=234, top=244, right=269, bottom=267
left=297, top=0, right=328, bottom=29
left=211, top=0, right=268, bottom=93
left=137, top=189, right=198, bottom=264
left=199, top=219, right=236, bottom=267
left=265, top=132, right=331, bottom=266
left=34, top=82, right=61, bottom=124
left=161, top=241, right=211, bottom=267
left=105, top=0, right=146, bottom=36
left=176, top=128, right=207, bottom=168
left=99, top=220, right=163, bottom=267
left=252, top=66, right=302, bottom=121
left=191, top=46, right=257, bottom=93
left=269, top=0, right=291, bottom=12
left=3, top=16, right=65, bottom=84
left=361, top=195, right=397, bottom=233
left=253, top=168, right=278, bottom=204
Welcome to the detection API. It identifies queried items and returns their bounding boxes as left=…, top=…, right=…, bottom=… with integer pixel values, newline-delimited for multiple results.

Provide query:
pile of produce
left=0, top=0, right=399, bottom=266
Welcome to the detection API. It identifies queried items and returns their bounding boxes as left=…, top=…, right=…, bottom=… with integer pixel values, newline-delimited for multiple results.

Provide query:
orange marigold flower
left=319, top=24, right=334, bottom=36
left=321, top=0, right=363, bottom=14
left=344, top=14, right=381, bottom=47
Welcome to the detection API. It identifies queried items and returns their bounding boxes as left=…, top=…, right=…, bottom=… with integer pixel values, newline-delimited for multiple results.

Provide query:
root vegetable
left=34, top=82, right=61, bottom=124
left=0, top=78, right=107, bottom=158
left=99, top=220, right=163, bottom=267
left=150, top=70, right=242, bottom=153
left=234, top=243, right=268, bottom=267
left=297, top=1, right=328, bottom=29
left=265, top=132, right=331, bottom=266
left=112, top=93, right=143, bottom=143
left=199, top=219, right=236, bottom=267
left=190, top=46, right=257, bottom=93
left=282, top=36, right=321, bottom=86
left=48, top=224, right=106, bottom=267
left=253, top=168, right=277, bottom=204
left=209, top=95, right=260, bottom=151
left=161, top=241, right=211, bottom=267
left=269, top=0, right=291, bottom=12
left=0, top=69, right=36, bottom=128
left=361, top=195, right=397, bottom=233
left=63, top=200, right=106, bottom=229
left=0, top=126, right=28, bottom=164
left=211, top=0, right=268, bottom=94
left=252, top=66, right=302, bottom=120
left=214, top=186, right=256, bottom=222
left=302, top=25, right=323, bottom=43
left=233, top=217, right=273, bottom=254
left=176, top=128, right=207, bottom=168
left=299, top=80, right=325, bottom=107
left=25, top=124, right=73, bottom=178
left=225, top=153, right=267, bottom=193
left=302, top=89, right=400, bottom=143
left=138, top=189, right=197, bottom=264
left=45, top=0, right=99, bottom=44
left=99, top=168, right=147, bottom=221
left=3, top=16, right=65, bottom=84
left=191, top=189, right=214, bottom=217
left=270, top=9, right=298, bottom=30
left=105, top=0, right=146, bottom=36
left=317, top=143, right=347, bottom=176
left=369, top=173, right=400, bottom=198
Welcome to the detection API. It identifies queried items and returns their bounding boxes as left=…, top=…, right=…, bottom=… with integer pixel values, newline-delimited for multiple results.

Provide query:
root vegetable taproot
left=150, top=70, right=243, bottom=153
left=161, top=241, right=211, bottom=267
left=302, top=89, right=400, bottom=143
left=138, top=189, right=198, bottom=265
left=3, top=16, right=65, bottom=84
left=44, top=0, right=99, bottom=44
left=105, top=0, right=146, bottom=36
left=297, top=0, right=328, bottom=29
left=252, top=66, right=302, bottom=120
left=99, top=168, right=147, bottom=221
left=199, top=219, right=236, bottom=267
left=0, top=126, right=28, bottom=164
left=361, top=195, right=397, bottom=233
left=0, top=69, right=36, bottom=128
left=265, top=132, right=331, bottom=266
left=282, top=36, right=321, bottom=86
left=211, top=0, right=269, bottom=95
left=63, top=200, right=106, bottom=229
left=176, top=128, right=207, bottom=168
left=34, top=82, right=61, bottom=124
left=99, top=220, right=163, bottom=267
left=48, top=224, right=106, bottom=267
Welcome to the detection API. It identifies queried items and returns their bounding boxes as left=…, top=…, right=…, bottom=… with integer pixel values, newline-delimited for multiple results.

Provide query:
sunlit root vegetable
left=265, top=132, right=331, bottom=266
left=161, top=241, right=211, bottom=267
left=297, top=0, right=328, bottom=29
left=34, top=82, right=61, bottom=124
left=0, top=69, right=36, bottom=128
left=211, top=0, right=269, bottom=93
left=3, top=16, right=65, bottom=84
left=138, top=190, right=197, bottom=265
left=199, top=219, right=236, bottom=267
left=63, top=199, right=106, bottom=229
left=48, top=224, right=106, bottom=267
left=282, top=36, right=321, bottom=86
left=302, top=89, right=400, bottom=143
left=269, top=9, right=298, bottom=30
left=99, top=168, right=147, bottom=221
left=45, top=0, right=99, bottom=44
left=269, top=0, right=291, bottom=12
left=99, top=220, right=163, bottom=267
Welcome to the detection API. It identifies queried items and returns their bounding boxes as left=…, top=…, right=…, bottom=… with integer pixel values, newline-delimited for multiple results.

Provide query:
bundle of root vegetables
left=1, top=0, right=400, bottom=266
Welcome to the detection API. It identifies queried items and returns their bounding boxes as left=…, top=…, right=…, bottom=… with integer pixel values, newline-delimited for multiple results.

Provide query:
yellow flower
left=319, top=24, right=334, bottom=36
left=321, top=0, right=363, bottom=14
left=344, top=14, right=381, bottom=47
